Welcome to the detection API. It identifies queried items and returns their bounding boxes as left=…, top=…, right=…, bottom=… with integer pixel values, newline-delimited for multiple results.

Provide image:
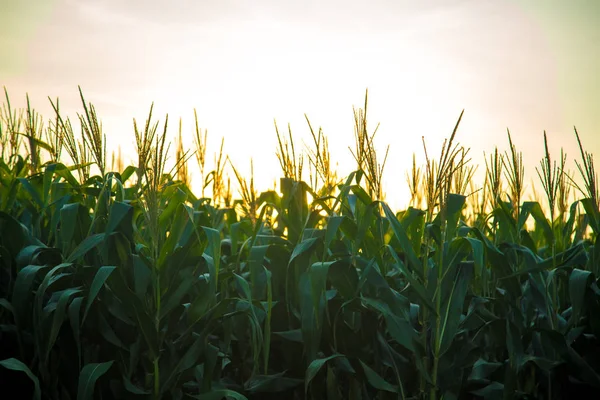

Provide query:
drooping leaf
left=305, top=354, right=345, bottom=395
left=82, top=266, right=116, bottom=324
left=359, top=360, right=398, bottom=393
left=0, top=358, right=41, bottom=400
left=382, top=202, right=423, bottom=279
left=77, top=361, right=114, bottom=400
left=569, top=268, right=593, bottom=326
left=66, top=233, right=104, bottom=263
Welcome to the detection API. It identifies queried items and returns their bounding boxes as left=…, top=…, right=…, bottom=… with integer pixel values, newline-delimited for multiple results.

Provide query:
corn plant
left=1, top=89, right=600, bottom=400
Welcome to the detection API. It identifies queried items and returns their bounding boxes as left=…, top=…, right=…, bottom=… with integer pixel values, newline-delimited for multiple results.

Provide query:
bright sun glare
left=1, top=0, right=599, bottom=210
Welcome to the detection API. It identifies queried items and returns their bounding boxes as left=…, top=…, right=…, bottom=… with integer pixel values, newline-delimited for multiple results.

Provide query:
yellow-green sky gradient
left=1, top=0, right=599, bottom=209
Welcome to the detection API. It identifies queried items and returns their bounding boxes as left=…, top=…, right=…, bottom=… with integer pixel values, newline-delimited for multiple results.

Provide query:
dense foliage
left=1, top=89, right=599, bottom=399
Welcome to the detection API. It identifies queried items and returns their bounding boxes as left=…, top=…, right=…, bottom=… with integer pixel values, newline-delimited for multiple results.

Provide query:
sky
left=1, top=0, right=599, bottom=209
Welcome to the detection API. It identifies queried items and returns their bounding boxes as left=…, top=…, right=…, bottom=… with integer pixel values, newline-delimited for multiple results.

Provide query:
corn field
left=0, top=88, right=599, bottom=400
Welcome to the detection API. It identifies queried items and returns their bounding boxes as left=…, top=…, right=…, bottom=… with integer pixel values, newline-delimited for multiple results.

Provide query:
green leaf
left=187, top=276, right=214, bottom=324
left=188, top=390, right=248, bottom=400
left=66, top=233, right=104, bottom=263
left=520, top=201, right=553, bottom=245
left=289, top=237, right=320, bottom=265
left=569, top=268, right=593, bottom=326
left=359, top=360, right=398, bottom=393
left=17, top=177, right=44, bottom=208
left=203, top=226, right=221, bottom=285
left=77, top=361, right=114, bottom=400
left=381, top=202, right=423, bottom=279
left=104, top=201, right=133, bottom=238
left=305, top=354, right=345, bottom=395
left=438, top=261, right=474, bottom=357
left=83, top=266, right=116, bottom=324
left=0, top=298, right=15, bottom=318
left=69, top=297, right=83, bottom=368
left=0, top=358, right=41, bottom=400
left=325, top=216, right=346, bottom=251
left=59, top=203, right=90, bottom=253
left=328, top=260, right=358, bottom=299
left=444, top=193, right=466, bottom=240
left=12, top=265, right=48, bottom=326
left=362, top=297, right=417, bottom=352
left=160, top=334, right=206, bottom=393
left=107, top=272, right=159, bottom=358
left=506, top=319, right=523, bottom=371
left=470, top=381, right=504, bottom=400
left=122, top=376, right=149, bottom=395
left=160, top=276, right=195, bottom=320
left=248, top=244, right=269, bottom=298
left=386, top=246, right=436, bottom=314
left=46, top=288, right=81, bottom=362
left=468, top=358, right=502, bottom=383
left=273, top=329, right=303, bottom=343
left=244, top=372, right=303, bottom=393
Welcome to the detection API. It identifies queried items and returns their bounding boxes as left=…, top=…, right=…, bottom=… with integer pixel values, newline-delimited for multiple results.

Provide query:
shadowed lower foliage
left=0, top=89, right=599, bottom=400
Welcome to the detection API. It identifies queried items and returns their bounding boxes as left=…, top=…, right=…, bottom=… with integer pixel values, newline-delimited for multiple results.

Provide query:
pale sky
left=1, top=0, right=599, bottom=209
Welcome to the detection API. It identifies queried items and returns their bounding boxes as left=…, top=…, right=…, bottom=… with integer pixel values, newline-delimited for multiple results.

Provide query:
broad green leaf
left=359, top=360, right=398, bottom=393
left=273, top=329, right=303, bottom=343
left=158, top=186, right=188, bottom=228
left=569, top=268, right=593, bottom=326
left=159, top=276, right=195, bottom=320
left=506, top=319, right=523, bottom=371
left=325, top=216, right=346, bottom=251
left=187, top=276, right=214, bottom=324
left=248, top=244, right=269, bottom=298
left=300, top=271, right=320, bottom=363
left=470, top=381, right=504, bottom=399
left=59, top=203, right=90, bottom=253
left=17, top=177, right=44, bottom=208
left=107, top=272, right=159, bottom=358
left=104, top=201, right=133, bottom=238
left=69, top=297, right=83, bottom=368
left=202, top=343, right=220, bottom=392
left=444, top=193, right=466, bottom=240
left=12, top=265, right=48, bottom=326
left=122, top=376, right=149, bottom=395
left=520, top=201, right=553, bottom=245
left=438, top=261, right=473, bottom=357
left=328, top=260, right=358, bottom=299
left=120, top=165, right=137, bottom=182
left=305, top=354, right=345, bottom=395
left=0, top=358, right=41, bottom=400
left=46, top=288, right=81, bottom=362
left=203, top=226, right=221, bottom=285
left=289, top=237, right=320, bottom=265
left=0, top=211, right=35, bottom=257
left=244, top=372, right=303, bottom=393
left=160, top=333, right=206, bottom=393
left=0, top=298, right=15, bottom=318
left=468, top=358, right=502, bottom=383
left=77, top=361, right=114, bottom=400
left=263, top=267, right=273, bottom=374
left=381, top=201, right=423, bottom=279
left=581, top=197, right=599, bottom=234
left=98, top=312, right=126, bottom=349
left=309, top=261, right=332, bottom=328
left=362, top=297, right=417, bottom=352
left=386, top=245, right=436, bottom=314
left=66, top=233, right=104, bottom=263
left=133, top=255, right=151, bottom=298
left=83, top=266, right=116, bottom=324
